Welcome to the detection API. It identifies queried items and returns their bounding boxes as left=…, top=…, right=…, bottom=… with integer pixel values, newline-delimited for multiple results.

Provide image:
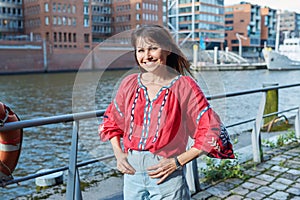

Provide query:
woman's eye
left=137, top=49, right=144, bottom=53
left=151, top=47, right=158, bottom=50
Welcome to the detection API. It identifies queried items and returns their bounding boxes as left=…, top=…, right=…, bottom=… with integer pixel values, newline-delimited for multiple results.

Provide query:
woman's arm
left=147, top=147, right=203, bottom=184
left=110, top=136, right=136, bottom=174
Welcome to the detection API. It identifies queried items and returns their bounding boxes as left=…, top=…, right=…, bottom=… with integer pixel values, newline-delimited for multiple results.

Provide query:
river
left=1, top=69, right=300, bottom=199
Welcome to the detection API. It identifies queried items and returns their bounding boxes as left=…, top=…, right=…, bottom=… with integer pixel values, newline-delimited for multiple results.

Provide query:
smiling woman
left=98, top=25, right=234, bottom=200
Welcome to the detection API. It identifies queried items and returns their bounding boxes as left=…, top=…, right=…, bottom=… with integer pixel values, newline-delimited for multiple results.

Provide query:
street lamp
left=236, top=33, right=247, bottom=57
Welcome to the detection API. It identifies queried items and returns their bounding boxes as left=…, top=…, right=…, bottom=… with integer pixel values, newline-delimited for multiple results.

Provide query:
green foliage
left=262, top=130, right=296, bottom=148
left=200, top=154, right=248, bottom=183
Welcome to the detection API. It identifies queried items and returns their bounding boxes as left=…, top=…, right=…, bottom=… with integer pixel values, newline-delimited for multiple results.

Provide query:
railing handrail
left=1, top=82, right=300, bottom=194
left=1, top=83, right=299, bottom=132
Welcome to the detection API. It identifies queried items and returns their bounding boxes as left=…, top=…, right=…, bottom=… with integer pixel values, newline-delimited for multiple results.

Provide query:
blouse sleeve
left=185, top=78, right=234, bottom=159
left=98, top=83, right=126, bottom=142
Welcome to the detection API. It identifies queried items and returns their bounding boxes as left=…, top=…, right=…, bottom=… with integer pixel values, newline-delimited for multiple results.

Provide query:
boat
left=263, top=38, right=300, bottom=70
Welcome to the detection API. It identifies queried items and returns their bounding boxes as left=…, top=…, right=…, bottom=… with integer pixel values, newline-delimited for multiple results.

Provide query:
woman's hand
left=147, top=157, right=177, bottom=184
left=115, top=151, right=136, bottom=175
left=110, top=136, right=135, bottom=175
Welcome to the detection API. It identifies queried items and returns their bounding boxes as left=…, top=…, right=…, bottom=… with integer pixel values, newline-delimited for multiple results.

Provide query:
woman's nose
left=144, top=50, right=152, bottom=59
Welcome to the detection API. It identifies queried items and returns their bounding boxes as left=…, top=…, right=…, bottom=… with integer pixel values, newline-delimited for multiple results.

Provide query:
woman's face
left=135, top=37, right=170, bottom=72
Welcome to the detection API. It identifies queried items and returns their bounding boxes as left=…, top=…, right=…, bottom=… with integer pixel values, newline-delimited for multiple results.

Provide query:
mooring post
left=262, top=83, right=279, bottom=125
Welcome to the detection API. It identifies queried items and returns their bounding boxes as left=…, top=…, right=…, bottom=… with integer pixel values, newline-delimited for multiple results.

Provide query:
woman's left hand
left=147, top=157, right=177, bottom=184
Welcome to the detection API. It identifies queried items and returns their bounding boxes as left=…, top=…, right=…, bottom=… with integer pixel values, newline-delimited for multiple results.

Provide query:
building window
left=53, top=16, right=57, bottom=25
left=45, top=16, right=49, bottom=25
left=136, top=3, right=140, bottom=10
left=73, top=33, right=76, bottom=42
left=53, top=3, right=56, bottom=12
left=59, top=32, right=62, bottom=42
left=136, top=14, right=140, bottom=21
left=54, top=32, right=57, bottom=42
left=84, top=18, right=89, bottom=27
left=84, top=33, right=89, bottom=43
left=64, top=32, right=67, bottom=42
left=45, top=3, right=49, bottom=12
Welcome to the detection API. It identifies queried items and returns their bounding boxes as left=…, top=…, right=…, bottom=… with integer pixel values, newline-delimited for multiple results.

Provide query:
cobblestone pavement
left=192, top=143, right=300, bottom=200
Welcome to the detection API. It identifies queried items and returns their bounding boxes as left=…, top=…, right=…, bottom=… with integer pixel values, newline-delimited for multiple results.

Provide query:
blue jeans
left=124, top=150, right=191, bottom=200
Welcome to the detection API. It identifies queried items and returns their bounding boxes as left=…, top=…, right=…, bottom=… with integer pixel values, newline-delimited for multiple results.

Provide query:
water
left=1, top=69, right=300, bottom=199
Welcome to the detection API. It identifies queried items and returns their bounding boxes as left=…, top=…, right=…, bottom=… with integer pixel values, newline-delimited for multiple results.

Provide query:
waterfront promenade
left=36, top=141, right=300, bottom=200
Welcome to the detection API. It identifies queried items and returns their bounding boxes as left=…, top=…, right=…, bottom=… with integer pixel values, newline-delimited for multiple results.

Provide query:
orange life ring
left=0, top=102, right=22, bottom=182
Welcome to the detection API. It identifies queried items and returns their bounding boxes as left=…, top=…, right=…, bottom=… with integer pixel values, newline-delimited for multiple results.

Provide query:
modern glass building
left=168, top=0, right=225, bottom=50
left=0, top=0, right=23, bottom=39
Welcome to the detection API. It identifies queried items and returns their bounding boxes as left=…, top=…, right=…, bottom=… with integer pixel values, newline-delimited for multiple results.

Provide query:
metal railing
left=0, top=83, right=300, bottom=199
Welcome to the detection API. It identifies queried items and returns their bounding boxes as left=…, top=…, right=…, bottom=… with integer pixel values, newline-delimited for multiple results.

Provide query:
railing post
left=295, top=106, right=300, bottom=142
left=66, top=121, right=82, bottom=200
left=251, top=91, right=266, bottom=163
left=186, top=139, right=200, bottom=194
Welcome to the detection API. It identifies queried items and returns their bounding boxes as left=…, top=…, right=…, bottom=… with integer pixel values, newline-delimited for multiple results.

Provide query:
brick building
left=225, top=2, right=262, bottom=58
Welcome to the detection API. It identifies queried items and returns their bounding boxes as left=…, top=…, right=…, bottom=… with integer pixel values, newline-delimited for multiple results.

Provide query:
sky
left=224, top=0, right=300, bottom=13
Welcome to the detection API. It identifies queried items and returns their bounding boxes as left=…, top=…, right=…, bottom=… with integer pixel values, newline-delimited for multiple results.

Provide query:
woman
left=99, top=25, right=234, bottom=200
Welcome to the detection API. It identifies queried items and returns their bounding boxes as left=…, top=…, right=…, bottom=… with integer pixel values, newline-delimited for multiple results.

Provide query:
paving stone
left=224, top=195, right=243, bottom=200
left=192, top=190, right=212, bottom=200
left=231, top=186, right=249, bottom=196
left=276, top=177, right=294, bottom=185
left=207, top=196, right=222, bottom=200
left=256, top=186, right=276, bottom=195
left=290, top=196, right=300, bottom=200
left=269, top=182, right=289, bottom=190
left=214, top=182, right=235, bottom=191
left=280, top=173, right=299, bottom=181
left=241, top=182, right=261, bottom=190
left=246, top=191, right=266, bottom=199
left=287, top=187, right=300, bottom=196
left=244, top=169, right=261, bottom=177
left=205, top=186, right=231, bottom=198
left=224, top=178, right=243, bottom=186
left=256, top=174, right=276, bottom=182
left=248, top=178, right=268, bottom=185
left=294, top=183, right=300, bottom=189
left=256, top=163, right=272, bottom=170
left=288, top=169, right=300, bottom=176
left=269, top=191, right=289, bottom=200
left=265, top=170, right=281, bottom=177
left=271, top=156, right=287, bottom=162
left=271, top=166, right=289, bottom=173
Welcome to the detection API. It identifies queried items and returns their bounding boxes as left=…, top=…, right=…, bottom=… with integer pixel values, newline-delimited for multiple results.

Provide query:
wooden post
left=263, top=83, right=279, bottom=125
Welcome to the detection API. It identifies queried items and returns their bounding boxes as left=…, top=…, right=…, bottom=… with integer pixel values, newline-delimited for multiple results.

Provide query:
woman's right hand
left=115, top=151, right=136, bottom=175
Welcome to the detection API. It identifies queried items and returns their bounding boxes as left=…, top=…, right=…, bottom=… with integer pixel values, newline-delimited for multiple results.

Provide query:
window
left=136, top=3, right=140, bottom=10
left=45, top=16, right=49, bottom=25
left=45, top=3, right=49, bottom=12
left=84, top=18, right=89, bottom=27
left=84, top=33, right=89, bottom=43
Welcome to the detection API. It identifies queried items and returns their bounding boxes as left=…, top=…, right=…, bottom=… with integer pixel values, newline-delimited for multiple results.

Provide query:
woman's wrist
left=174, top=157, right=182, bottom=169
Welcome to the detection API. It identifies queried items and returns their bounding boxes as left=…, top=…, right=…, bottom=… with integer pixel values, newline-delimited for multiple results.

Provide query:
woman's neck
left=141, top=67, right=179, bottom=84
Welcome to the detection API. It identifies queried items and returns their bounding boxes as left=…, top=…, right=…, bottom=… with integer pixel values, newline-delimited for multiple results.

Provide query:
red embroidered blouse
left=99, top=73, right=234, bottom=159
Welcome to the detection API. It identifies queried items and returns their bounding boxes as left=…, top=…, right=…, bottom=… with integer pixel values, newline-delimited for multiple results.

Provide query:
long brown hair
left=131, top=25, right=192, bottom=76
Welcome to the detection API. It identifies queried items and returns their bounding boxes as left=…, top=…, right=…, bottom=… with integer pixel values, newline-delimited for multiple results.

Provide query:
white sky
left=224, top=0, right=300, bottom=13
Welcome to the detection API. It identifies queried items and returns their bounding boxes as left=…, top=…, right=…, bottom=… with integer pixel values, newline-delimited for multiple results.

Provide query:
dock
left=191, top=62, right=267, bottom=71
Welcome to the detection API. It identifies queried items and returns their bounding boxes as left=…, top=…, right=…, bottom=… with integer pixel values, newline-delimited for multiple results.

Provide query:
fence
left=0, top=83, right=300, bottom=199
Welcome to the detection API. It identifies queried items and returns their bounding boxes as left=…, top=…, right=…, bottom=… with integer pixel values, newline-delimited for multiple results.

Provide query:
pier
left=1, top=83, right=300, bottom=199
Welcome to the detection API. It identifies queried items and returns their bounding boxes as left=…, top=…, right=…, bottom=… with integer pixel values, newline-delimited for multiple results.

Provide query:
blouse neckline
left=137, top=73, right=182, bottom=102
